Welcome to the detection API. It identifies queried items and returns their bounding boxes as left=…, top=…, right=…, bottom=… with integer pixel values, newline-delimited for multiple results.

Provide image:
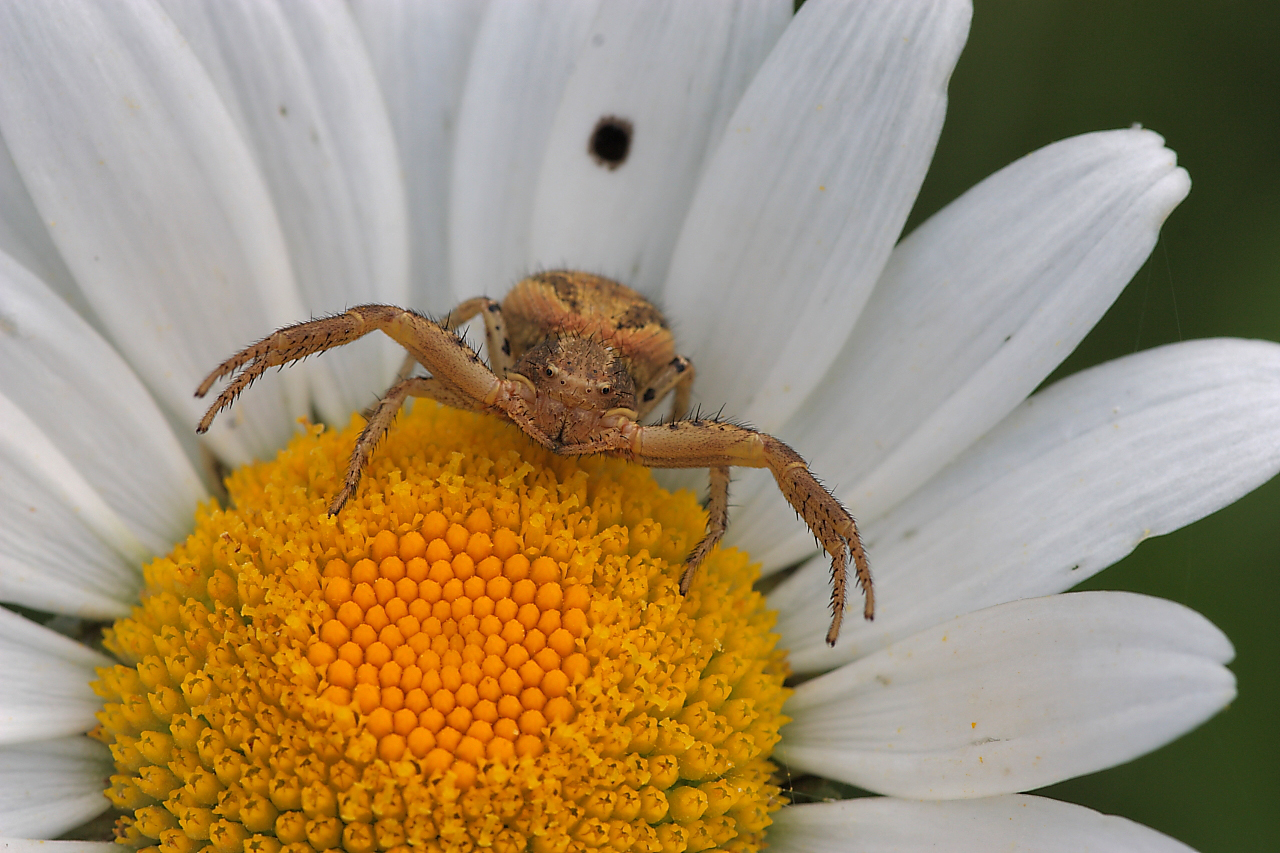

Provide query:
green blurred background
left=903, top=1, right=1280, bottom=849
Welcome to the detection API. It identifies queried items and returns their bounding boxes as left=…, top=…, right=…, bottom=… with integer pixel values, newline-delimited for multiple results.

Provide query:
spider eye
left=599, top=386, right=611, bottom=395
left=544, top=366, right=555, bottom=377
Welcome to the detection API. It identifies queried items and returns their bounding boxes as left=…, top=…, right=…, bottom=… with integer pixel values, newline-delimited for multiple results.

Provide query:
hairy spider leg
left=196, top=305, right=502, bottom=433
left=634, top=355, right=696, bottom=421
left=332, top=376, right=480, bottom=513
left=391, top=296, right=514, bottom=384
left=630, top=419, right=873, bottom=646
left=681, top=465, right=731, bottom=581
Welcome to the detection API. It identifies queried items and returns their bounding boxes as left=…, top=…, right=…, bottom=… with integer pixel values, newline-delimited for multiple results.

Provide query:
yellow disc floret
left=92, top=402, right=790, bottom=853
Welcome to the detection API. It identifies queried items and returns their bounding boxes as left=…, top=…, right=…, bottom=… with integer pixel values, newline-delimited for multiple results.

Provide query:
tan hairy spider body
left=197, top=270, right=872, bottom=644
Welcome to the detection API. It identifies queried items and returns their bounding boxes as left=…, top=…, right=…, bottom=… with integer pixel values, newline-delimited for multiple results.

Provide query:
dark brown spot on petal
left=589, top=116, right=633, bottom=170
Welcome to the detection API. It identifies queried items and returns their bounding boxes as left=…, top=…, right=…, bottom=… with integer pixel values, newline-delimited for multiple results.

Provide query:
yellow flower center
left=92, top=402, right=790, bottom=853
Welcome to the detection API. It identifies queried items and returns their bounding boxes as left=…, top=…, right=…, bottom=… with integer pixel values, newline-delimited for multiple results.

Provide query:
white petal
left=661, top=0, right=970, bottom=433
left=738, top=128, right=1191, bottom=567
left=526, top=0, right=790, bottom=296
left=0, top=142, right=83, bottom=319
left=778, top=593, right=1235, bottom=799
left=0, top=0, right=308, bottom=464
left=0, top=737, right=110, bottom=839
left=0, top=609, right=110, bottom=745
left=449, top=0, right=601, bottom=301
left=775, top=338, right=1280, bottom=670
left=0, top=393, right=145, bottom=618
left=351, top=0, right=487, bottom=308
left=770, top=795, right=1198, bottom=853
left=158, top=0, right=411, bottom=421
left=0, top=253, right=205, bottom=556
left=0, top=842, right=115, bottom=852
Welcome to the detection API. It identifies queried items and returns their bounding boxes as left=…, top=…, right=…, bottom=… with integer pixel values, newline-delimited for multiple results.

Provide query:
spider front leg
left=390, top=296, right=514, bottom=385
left=195, top=304, right=505, bottom=433
left=631, top=419, right=872, bottom=646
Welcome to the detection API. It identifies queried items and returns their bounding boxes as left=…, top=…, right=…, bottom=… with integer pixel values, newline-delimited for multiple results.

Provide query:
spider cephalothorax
left=511, top=336, right=637, bottom=445
left=196, top=270, right=872, bottom=644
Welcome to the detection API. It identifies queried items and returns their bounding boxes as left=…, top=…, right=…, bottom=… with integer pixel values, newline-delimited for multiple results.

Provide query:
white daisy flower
left=0, top=2, right=1275, bottom=852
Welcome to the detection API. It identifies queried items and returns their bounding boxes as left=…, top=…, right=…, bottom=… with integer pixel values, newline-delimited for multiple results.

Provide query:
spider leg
left=454, top=297, right=515, bottom=376
left=549, top=419, right=635, bottom=456
left=494, top=400, right=558, bottom=451
left=392, top=296, right=514, bottom=383
left=634, top=355, right=695, bottom=421
left=332, top=377, right=478, bottom=513
left=196, top=304, right=503, bottom=433
left=631, top=419, right=872, bottom=645
left=680, top=466, right=730, bottom=594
